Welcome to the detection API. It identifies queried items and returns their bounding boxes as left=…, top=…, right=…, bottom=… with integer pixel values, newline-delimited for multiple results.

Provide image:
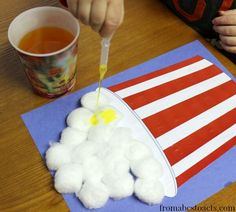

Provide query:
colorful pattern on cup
left=18, top=44, right=78, bottom=98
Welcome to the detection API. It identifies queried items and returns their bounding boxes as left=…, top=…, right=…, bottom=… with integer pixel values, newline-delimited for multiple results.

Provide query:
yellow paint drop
left=100, top=108, right=117, bottom=124
left=90, top=108, right=117, bottom=125
left=90, top=114, right=99, bottom=125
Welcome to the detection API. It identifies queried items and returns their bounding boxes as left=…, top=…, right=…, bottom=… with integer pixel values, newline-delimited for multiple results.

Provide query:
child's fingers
left=77, top=0, right=92, bottom=25
left=212, top=14, right=236, bottom=25
left=219, top=9, right=236, bottom=16
left=213, top=12, right=236, bottom=54
left=68, top=0, right=124, bottom=37
left=220, top=41, right=236, bottom=53
left=213, top=25, right=236, bottom=36
left=99, top=0, right=124, bottom=38
left=90, top=0, right=107, bottom=32
left=219, top=35, right=236, bottom=46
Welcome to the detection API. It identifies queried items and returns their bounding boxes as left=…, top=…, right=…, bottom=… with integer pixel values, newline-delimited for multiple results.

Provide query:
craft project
left=46, top=55, right=236, bottom=209
left=22, top=41, right=236, bottom=212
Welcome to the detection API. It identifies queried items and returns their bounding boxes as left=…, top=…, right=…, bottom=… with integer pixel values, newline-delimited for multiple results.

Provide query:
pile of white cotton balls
left=45, top=90, right=165, bottom=209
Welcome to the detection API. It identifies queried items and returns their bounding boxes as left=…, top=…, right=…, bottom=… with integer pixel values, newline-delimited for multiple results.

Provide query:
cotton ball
left=71, top=141, right=99, bottom=163
left=134, top=178, right=165, bottom=204
left=67, top=107, right=93, bottom=131
left=126, top=140, right=151, bottom=161
left=103, top=151, right=130, bottom=176
left=81, top=90, right=110, bottom=111
left=60, top=127, right=87, bottom=146
left=77, top=181, right=109, bottom=209
left=87, top=124, right=114, bottom=143
left=130, top=157, right=163, bottom=179
left=96, top=142, right=112, bottom=159
left=45, top=143, right=71, bottom=170
left=112, top=127, right=132, bottom=143
left=110, top=127, right=133, bottom=153
left=102, top=173, right=134, bottom=200
left=83, top=156, right=104, bottom=183
left=54, top=163, right=83, bottom=193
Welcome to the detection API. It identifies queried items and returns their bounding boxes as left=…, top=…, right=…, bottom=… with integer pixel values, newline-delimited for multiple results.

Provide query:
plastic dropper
left=99, top=37, right=111, bottom=80
left=96, top=37, right=111, bottom=106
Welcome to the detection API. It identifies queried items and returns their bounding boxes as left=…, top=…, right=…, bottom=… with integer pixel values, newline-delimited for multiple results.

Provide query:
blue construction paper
left=22, top=40, right=236, bottom=212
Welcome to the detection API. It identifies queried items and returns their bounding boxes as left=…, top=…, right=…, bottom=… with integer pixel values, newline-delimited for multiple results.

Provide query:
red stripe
left=109, top=56, right=203, bottom=92
left=143, top=81, right=236, bottom=138
left=123, top=65, right=221, bottom=109
left=219, top=0, right=233, bottom=11
left=176, top=137, right=236, bottom=187
left=164, top=109, right=236, bottom=165
left=172, top=0, right=206, bottom=22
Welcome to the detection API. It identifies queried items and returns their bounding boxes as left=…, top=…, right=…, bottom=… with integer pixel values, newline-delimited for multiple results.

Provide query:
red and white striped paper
left=109, top=56, right=236, bottom=187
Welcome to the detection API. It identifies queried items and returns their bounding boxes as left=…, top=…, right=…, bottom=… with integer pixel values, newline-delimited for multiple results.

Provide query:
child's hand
left=67, top=0, right=124, bottom=38
left=212, top=10, right=236, bottom=53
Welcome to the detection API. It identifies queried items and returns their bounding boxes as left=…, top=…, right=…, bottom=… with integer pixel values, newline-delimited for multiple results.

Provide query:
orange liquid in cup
left=19, top=26, right=74, bottom=54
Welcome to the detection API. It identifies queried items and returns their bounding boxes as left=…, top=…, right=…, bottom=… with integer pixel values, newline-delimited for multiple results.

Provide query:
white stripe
left=172, top=124, right=236, bottom=177
left=135, top=73, right=231, bottom=119
left=116, top=59, right=212, bottom=98
left=157, top=94, right=236, bottom=150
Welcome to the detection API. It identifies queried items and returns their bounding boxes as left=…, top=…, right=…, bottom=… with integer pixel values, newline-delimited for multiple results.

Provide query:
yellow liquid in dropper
left=96, top=64, right=107, bottom=107
left=90, top=64, right=107, bottom=125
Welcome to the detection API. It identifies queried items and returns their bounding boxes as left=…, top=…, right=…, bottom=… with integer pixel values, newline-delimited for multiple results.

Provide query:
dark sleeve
left=160, top=0, right=235, bottom=38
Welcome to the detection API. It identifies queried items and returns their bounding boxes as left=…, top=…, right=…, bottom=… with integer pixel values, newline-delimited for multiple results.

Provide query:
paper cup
left=8, top=6, right=80, bottom=98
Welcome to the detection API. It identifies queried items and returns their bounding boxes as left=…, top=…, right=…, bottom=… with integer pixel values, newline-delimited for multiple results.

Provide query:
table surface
left=0, top=0, right=235, bottom=211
